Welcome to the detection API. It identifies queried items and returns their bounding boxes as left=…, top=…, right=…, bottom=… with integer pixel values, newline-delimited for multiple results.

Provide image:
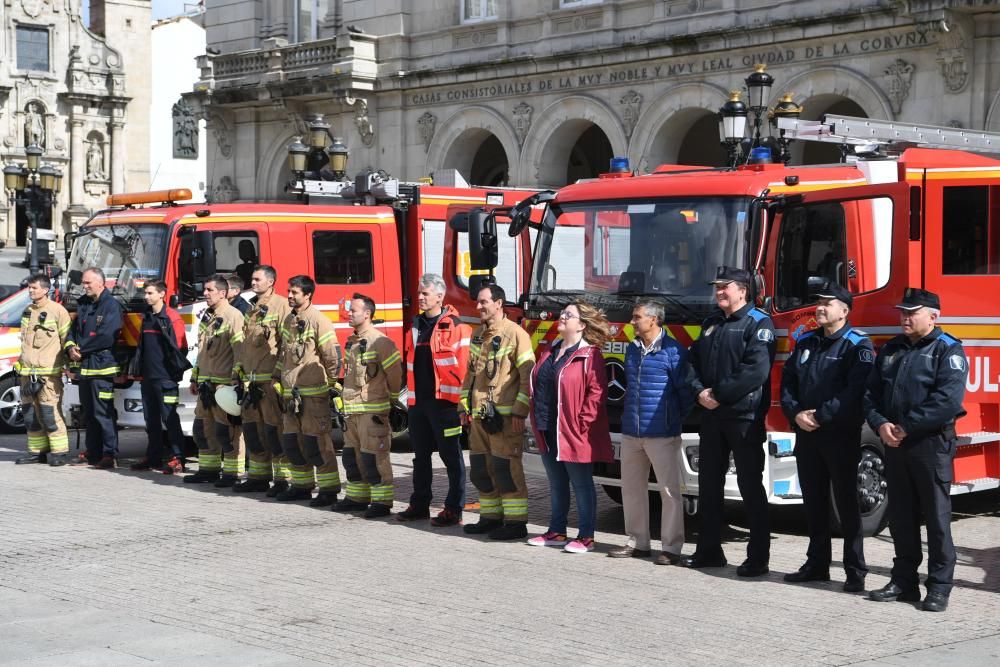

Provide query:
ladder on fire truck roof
left=776, top=114, right=1000, bottom=155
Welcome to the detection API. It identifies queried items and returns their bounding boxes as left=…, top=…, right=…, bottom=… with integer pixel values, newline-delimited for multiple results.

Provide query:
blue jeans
left=540, top=430, right=597, bottom=538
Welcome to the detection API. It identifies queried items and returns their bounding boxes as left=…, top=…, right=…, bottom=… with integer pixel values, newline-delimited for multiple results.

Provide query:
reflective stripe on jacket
left=405, top=304, right=471, bottom=406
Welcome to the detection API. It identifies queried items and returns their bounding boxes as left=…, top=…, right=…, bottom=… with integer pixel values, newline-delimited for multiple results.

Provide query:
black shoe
left=266, top=481, right=290, bottom=498
left=47, top=453, right=68, bottom=467
left=488, top=522, right=528, bottom=540
left=868, top=582, right=921, bottom=602
left=680, top=552, right=728, bottom=569
left=276, top=486, right=314, bottom=502
left=363, top=503, right=392, bottom=519
left=783, top=565, right=830, bottom=583
left=922, top=591, right=949, bottom=612
left=233, top=478, right=271, bottom=493
left=332, top=497, right=370, bottom=512
left=92, top=455, right=117, bottom=470
left=130, top=459, right=155, bottom=471
left=737, top=559, right=770, bottom=577
left=843, top=573, right=867, bottom=593
left=655, top=552, right=681, bottom=566
left=463, top=518, right=504, bottom=535
left=214, top=475, right=238, bottom=488
left=395, top=504, right=431, bottom=522
left=309, top=491, right=337, bottom=507
left=430, top=508, right=462, bottom=527
left=16, top=453, right=47, bottom=465
left=608, top=545, right=652, bottom=559
left=183, top=470, right=220, bottom=484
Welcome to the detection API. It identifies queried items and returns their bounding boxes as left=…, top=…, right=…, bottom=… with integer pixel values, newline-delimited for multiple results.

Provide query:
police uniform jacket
left=69, top=288, right=123, bottom=377
left=780, top=323, right=874, bottom=434
left=864, top=327, right=967, bottom=440
left=690, top=302, right=776, bottom=421
left=128, top=305, right=191, bottom=382
left=342, top=326, right=404, bottom=415
left=458, top=317, right=535, bottom=419
left=190, top=300, right=244, bottom=385
left=18, top=297, right=71, bottom=377
left=235, top=291, right=291, bottom=383
left=275, top=302, right=341, bottom=398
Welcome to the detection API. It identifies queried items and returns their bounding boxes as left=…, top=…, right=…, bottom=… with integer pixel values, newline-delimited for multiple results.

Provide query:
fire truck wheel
left=831, top=434, right=890, bottom=537
left=0, top=375, right=25, bottom=434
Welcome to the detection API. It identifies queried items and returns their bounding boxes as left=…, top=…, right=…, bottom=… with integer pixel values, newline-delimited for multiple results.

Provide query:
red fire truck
left=478, top=115, right=1000, bottom=536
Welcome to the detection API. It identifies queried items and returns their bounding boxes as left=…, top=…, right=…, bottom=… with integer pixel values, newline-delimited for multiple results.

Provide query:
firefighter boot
left=276, top=486, right=314, bottom=502
left=463, top=517, right=504, bottom=535
left=214, top=475, right=239, bottom=488
left=309, top=490, right=338, bottom=507
left=488, top=522, right=528, bottom=541
left=184, top=469, right=220, bottom=484
left=266, top=480, right=290, bottom=498
left=233, top=478, right=271, bottom=493
left=363, top=504, right=392, bottom=519
left=47, top=453, right=68, bottom=467
left=16, top=453, right=47, bottom=464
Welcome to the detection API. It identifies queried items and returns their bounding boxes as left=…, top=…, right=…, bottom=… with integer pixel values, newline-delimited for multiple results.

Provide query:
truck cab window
left=775, top=202, right=847, bottom=311
left=942, top=185, right=999, bottom=275
left=313, top=231, right=374, bottom=284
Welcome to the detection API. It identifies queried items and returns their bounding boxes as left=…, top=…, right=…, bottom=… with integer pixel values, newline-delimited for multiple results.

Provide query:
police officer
left=865, top=288, right=966, bottom=612
left=15, top=274, right=72, bottom=466
left=274, top=275, right=342, bottom=506
left=185, top=274, right=246, bottom=485
left=780, top=283, right=872, bottom=592
left=232, top=265, right=293, bottom=494
left=227, top=275, right=251, bottom=316
left=67, top=267, right=123, bottom=469
left=682, top=266, right=776, bottom=576
left=458, top=284, right=535, bottom=540
left=129, top=280, right=191, bottom=474
left=332, top=293, right=404, bottom=518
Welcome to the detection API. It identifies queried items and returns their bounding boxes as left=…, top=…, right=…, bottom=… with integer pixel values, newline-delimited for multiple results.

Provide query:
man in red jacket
left=396, top=273, right=472, bottom=527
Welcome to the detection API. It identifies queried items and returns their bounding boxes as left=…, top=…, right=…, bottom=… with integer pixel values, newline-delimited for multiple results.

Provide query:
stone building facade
left=191, top=0, right=1000, bottom=201
left=0, top=0, right=150, bottom=246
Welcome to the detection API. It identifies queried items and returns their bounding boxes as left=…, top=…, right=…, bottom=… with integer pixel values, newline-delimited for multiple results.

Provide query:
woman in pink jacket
left=527, top=302, right=613, bottom=553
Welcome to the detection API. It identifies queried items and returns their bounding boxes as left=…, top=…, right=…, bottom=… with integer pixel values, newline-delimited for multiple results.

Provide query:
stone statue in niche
left=24, top=103, right=45, bottom=147
left=86, top=138, right=105, bottom=179
left=173, top=100, right=199, bottom=159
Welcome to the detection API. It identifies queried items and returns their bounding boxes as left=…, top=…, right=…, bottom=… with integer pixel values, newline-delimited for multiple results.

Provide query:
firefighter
left=332, top=293, right=404, bottom=518
left=128, top=280, right=191, bottom=474
left=865, top=288, right=967, bottom=613
left=67, top=267, right=123, bottom=469
left=780, top=283, right=872, bottom=592
left=185, top=274, right=246, bottom=485
left=274, top=275, right=342, bottom=506
left=14, top=274, right=72, bottom=466
left=232, top=265, right=293, bottom=494
left=457, top=284, right=535, bottom=540
left=682, top=266, right=776, bottom=576
left=396, top=273, right=471, bottom=527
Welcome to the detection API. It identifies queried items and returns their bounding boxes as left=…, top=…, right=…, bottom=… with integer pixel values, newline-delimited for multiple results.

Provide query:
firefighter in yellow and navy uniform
left=185, top=275, right=246, bottom=485
left=458, top=284, right=535, bottom=540
left=332, top=294, right=404, bottom=518
left=15, top=275, right=72, bottom=466
left=232, top=265, right=294, bottom=495
left=274, top=275, right=342, bottom=506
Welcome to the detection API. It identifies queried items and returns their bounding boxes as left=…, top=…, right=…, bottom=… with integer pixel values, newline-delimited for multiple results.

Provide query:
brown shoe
left=92, top=455, right=117, bottom=470
left=654, top=551, right=681, bottom=566
left=430, top=508, right=462, bottom=527
left=608, top=545, right=652, bottom=559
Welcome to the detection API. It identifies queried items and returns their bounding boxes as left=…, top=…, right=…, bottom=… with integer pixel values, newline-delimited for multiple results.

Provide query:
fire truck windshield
left=65, top=223, right=168, bottom=309
left=529, top=196, right=752, bottom=321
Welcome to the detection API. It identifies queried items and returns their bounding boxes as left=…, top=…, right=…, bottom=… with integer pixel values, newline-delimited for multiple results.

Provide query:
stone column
left=110, top=120, right=125, bottom=193
left=69, top=116, right=85, bottom=205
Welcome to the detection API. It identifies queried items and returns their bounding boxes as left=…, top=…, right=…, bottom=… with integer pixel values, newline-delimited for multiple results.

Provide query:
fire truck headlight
left=684, top=446, right=699, bottom=472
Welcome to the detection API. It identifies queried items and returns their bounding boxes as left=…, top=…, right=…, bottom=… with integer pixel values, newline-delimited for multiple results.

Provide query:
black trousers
left=794, top=430, right=867, bottom=576
left=80, top=377, right=118, bottom=460
left=407, top=399, right=466, bottom=513
left=696, top=418, right=770, bottom=564
left=141, top=379, right=183, bottom=466
left=885, top=433, right=956, bottom=594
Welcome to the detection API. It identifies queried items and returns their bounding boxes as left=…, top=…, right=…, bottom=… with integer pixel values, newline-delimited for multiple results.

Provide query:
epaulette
left=844, top=329, right=869, bottom=346
left=938, top=332, right=961, bottom=346
left=747, top=308, right=769, bottom=322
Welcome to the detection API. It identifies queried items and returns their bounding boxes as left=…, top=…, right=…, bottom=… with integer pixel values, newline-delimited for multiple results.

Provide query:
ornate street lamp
left=4, top=144, right=62, bottom=274
left=769, top=92, right=803, bottom=164
left=719, top=91, right=748, bottom=167
left=719, top=67, right=804, bottom=167
left=328, top=136, right=349, bottom=180
left=287, top=137, right=309, bottom=177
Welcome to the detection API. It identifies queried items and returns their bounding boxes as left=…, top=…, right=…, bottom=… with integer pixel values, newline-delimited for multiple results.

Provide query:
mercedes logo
left=606, top=359, right=627, bottom=404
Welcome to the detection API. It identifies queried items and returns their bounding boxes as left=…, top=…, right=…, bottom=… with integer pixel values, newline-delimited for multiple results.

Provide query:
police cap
left=895, top=287, right=940, bottom=312
left=813, top=282, right=853, bottom=309
left=709, top=265, right=751, bottom=286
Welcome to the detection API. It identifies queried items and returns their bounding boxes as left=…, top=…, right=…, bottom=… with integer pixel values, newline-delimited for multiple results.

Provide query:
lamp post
left=286, top=113, right=350, bottom=183
left=4, top=143, right=62, bottom=274
left=718, top=65, right=801, bottom=166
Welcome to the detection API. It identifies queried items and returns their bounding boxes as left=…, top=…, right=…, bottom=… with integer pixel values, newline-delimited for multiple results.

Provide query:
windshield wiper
left=616, top=290, right=706, bottom=323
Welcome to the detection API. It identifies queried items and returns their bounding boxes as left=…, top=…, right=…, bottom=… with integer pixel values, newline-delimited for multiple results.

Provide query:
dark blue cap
left=896, top=287, right=940, bottom=311
left=709, top=266, right=751, bottom=285
left=813, top=282, right=853, bottom=309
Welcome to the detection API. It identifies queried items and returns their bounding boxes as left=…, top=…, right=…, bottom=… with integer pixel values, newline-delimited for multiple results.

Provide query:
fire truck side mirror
left=508, top=190, right=555, bottom=237
left=190, top=230, right=217, bottom=278
left=169, top=294, right=180, bottom=309
left=468, top=207, right=498, bottom=271
left=468, top=274, right=496, bottom=301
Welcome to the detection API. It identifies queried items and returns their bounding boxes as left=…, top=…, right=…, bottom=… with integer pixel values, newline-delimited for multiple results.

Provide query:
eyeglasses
left=559, top=311, right=580, bottom=320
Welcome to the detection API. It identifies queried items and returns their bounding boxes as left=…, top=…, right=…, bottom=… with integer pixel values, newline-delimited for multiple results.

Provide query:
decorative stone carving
left=354, top=99, right=375, bottom=147
left=172, top=99, right=199, bottom=159
left=24, top=102, right=45, bottom=147
left=884, top=59, right=914, bottom=114
left=209, top=114, right=233, bottom=158
left=936, top=21, right=969, bottom=93
left=512, top=102, right=533, bottom=147
left=21, top=0, right=45, bottom=19
left=86, top=138, right=105, bottom=179
left=417, top=112, right=436, bottom=152
left=212, top=175, right=239, bottom=203
left=620, top=90, right=642, bottom=140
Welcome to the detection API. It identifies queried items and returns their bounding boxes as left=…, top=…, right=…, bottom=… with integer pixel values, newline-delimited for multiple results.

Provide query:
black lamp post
left=4, top=143, right=62, bottom=274
left=718, top=91, right=748, bottom=168
left=768, top=92, right=804, bottom=164
left=286, top=114, right=351, bottom=186
left=718, top=64, right=801, bottom=167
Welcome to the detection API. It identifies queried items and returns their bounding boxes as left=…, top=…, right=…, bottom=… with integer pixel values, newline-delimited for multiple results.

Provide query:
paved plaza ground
left=2, top=430, right=999, bottom=665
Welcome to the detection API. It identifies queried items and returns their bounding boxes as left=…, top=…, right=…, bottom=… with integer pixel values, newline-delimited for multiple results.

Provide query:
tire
left=0, top=375, right=25, bottom=434
left=602, top=484, right=623, bottom=504
left=831, top=432, right=890, bottom=537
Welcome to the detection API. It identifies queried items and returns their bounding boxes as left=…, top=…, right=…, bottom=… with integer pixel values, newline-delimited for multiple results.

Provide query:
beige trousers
left=620, top=435, right=685, bottom=555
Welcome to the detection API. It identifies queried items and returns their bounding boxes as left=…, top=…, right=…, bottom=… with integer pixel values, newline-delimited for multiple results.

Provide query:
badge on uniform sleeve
left=949, top=355, right=967, bottom=372
left=799, top=349, right=810, bottom=365
left=757, top=328, right=774, bottom=343
left=704, top=325, right=716, bottom=337
left=859, top=349, right=874, bottom=363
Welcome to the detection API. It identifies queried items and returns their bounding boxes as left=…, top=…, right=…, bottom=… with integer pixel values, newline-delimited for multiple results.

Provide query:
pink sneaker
left=564, top=538, right=595, bottom=553
left=526, top=531, right=568, bottom=547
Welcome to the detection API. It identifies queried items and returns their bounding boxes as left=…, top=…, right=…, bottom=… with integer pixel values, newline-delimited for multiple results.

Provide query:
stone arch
left=256, top=125, right=302, bottom=202
left=520, top=94, right=628, bottom=188
left=986, top=89, right=1000, bottom=133
left=426, top=105, right=520, bottom=185
left=629, top=82, right=730, bottom=172
left=779, top=66, right=893, bottom=121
